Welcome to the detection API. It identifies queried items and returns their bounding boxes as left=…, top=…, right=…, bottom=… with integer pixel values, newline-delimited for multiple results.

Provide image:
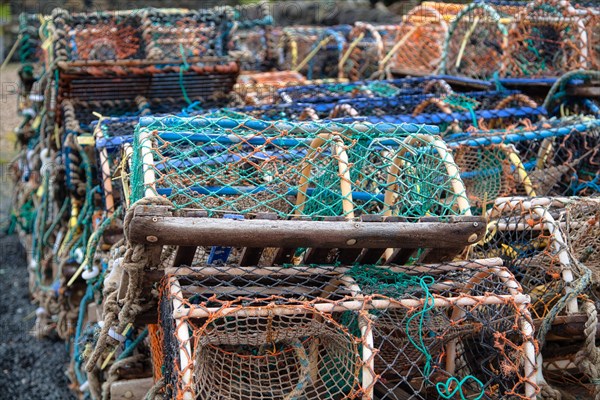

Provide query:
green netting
left=130, top=116, right=471, bottom=220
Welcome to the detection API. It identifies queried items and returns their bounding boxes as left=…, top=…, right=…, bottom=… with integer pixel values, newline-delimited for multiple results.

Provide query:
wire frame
left=501, top=0, right=589, bottom=78
left=130, top=116, right=471, bottom=220
left=158, top=259, right=538, bottom=400
left=440, top=2, right=508, bottom=80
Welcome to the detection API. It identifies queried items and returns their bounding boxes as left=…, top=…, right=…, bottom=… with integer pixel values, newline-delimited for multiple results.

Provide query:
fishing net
left=232, top=90, right=544, bottom=133
left=440, top=3, right=508, bottom=80
left=468, top=198, right=582, bottom=322
left=158, top=260, right=538, bottom=400
left=563, top=198, right=600, bottom=284
left=277, top=26, right=349, bottom=80
left=451, top=144, right=531, bottom=209
left=339, top=23, right=386, bottom=81
left=501, top=0, right=588, bottom=78
left=278, top=77, right=454, bottom=104
left=129, top=116, right=470, bottom=220
left=448, top=117, right=600, bottom=196
left=385, top=6, right=448, bottom=76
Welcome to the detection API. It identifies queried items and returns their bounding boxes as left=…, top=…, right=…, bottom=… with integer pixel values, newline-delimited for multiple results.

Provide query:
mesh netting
left=231, top=91, right=544, bottom=134
left=130, top=116, right=470, bottom=220
left=501, top=0, right=589, bottom=78
left=451, top=144, right=531, bottom=208
left=158, top=260, right=538, bottom=400
left=228, top=2, right=274, bottom=71
left=564, top=198, right=600, bottom=283
left=441, top=3, right=508, bottom=80
left=386, top=6, right=448, bottom=76
left=52, top=7, right=233, bottom=62
left=234, top=71, right=308, bottom=106
left=448, top=117, right=600, bottom=196
left=278, top=77, right=455, bottom=105
left=339, top=23, right=386, bottom=81
left=469, top=198, right=579, bottom=322
left=277, top=26, right=350, bottom=80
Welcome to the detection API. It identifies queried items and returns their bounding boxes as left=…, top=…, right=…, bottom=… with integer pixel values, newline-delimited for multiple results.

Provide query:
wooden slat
left=272, top=247, right=296, bottom=265
left=128, top=215, right=486, bottom=249
left=388, top=248, right=417, bottom=265
left=173, top=246, right=197, bottom=268
left=419, top=246, right=465, bottom=263
left=239, top=213, right=278, bottom=266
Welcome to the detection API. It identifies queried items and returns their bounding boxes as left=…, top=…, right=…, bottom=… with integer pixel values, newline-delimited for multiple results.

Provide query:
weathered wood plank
left=110, top=377, right=154, bottom=400
left=239, top=213, right=277, bottom=266
left=128, top=216, right=485, bottom=249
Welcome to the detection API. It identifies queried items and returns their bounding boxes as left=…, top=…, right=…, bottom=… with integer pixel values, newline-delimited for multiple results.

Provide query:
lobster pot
left=340, top=23, right=385, bottom=81
left=531, top=118, right=600, bottom=196
left=441, top=3, right=507, bottom=80
left=231, top=28, right=271, bottom=71
left=358, top=261, right=538, bottom=399
left=277, top=77, right=458, bottom=104
left=448, top=118, right=600, bottom=197
left=502, top=0, right=589, bottom=78
left=538, top=196, right=600, bottom=398
left=50, top=8, right=239, bottom=102
left=564, top=198, right=600, bottom=283
left=470, top=197, right=585, bottom=321
left=388, top=6, right=448, bottom=76
left=328, top=90, right=545, bottom=134
left=140, top=8, right=232, bottom=59
left=52, top=9, right=143, bottom=61
left=421, top=1, right=465, bottom=20
left=277, top=26, right=348, bottom=80
left=234, top=89, right=541, bottom=126
left=451, top=144, right=529, bottom=208
left=130, top=115, right=473, bottom=220
left=157, top=260, right=538, bottom=400
left=234, top=71, right=307, bottom=106
left=158, top=268, right=366, bottom=400
left=590, top=10, right=600, bottom=69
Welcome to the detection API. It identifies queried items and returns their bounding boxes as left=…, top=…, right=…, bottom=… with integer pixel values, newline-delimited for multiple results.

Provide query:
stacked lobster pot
left=6, top=1, right=600, bottom=400
left=9, top=6, right=243, bottom=398
left=85, top=114, right=538, bottom=400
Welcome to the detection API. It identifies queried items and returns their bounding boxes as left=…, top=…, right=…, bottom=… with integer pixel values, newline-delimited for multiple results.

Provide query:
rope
left=404, top=276, right=485, bottom=400
left=144, top=378, right=165, bottom=400
left=575, top=301, right=600, bottom=400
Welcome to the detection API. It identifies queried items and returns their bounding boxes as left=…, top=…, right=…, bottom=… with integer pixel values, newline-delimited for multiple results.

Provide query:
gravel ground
left=0, top=63, right=76, bottom=399
left=0, top=234, right=77, bottom=400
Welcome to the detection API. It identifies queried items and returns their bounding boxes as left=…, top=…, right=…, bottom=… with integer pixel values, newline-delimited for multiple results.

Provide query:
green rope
left=178, top=44, right=192, bottom=105
left=117, top=328, right=148, bottom=361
